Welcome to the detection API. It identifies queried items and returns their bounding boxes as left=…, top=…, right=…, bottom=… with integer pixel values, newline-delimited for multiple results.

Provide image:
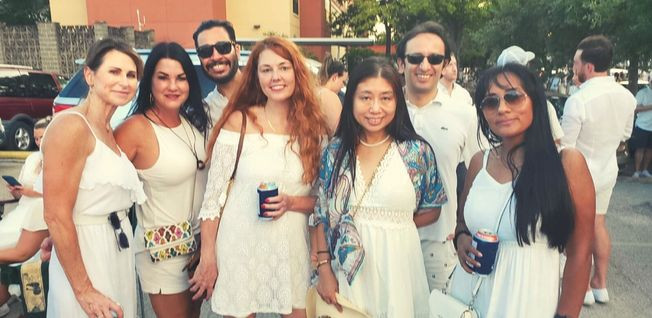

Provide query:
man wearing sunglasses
left=193, top=20, right=243, bottom=127
left=396, top=21, right=480, bottom=292
left=561, top=35, right=636, bottom=306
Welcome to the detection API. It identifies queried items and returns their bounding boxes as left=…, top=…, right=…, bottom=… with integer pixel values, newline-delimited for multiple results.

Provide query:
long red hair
left=206, top=36, right=328, bottom=184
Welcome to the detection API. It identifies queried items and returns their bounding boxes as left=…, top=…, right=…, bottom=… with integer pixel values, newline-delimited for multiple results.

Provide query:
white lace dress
left=199, top=130, right=312, bottom=316
left=335, top=143, right=430, bottom=317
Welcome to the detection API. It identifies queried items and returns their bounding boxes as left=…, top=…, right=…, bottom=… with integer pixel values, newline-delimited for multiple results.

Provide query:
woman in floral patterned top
left=313, top=57, right=447, bottom=317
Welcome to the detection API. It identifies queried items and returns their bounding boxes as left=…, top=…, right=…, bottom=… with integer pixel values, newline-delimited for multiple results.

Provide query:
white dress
left=134, top=117, right=208, bottom=294
left=0, top=151, right=43, bottom=249
left=35, top=112, right=146, bottom=318
left=336, top=143, right=430, bottom=318
left=449, top=151, right=560, bottom=318
left=199, top=131, right=312, bottom=316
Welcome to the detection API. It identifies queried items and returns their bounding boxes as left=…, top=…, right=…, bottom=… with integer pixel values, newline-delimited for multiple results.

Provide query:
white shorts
left=595, top=187, right=614, bottom=215
left=136, top=250, right=191, bottom=295
left=421, top=239, right=458, bottom=291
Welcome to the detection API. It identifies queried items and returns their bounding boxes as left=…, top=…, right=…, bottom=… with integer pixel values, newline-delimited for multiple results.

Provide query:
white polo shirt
left=407, top=92, right=480, bottom=242
left=561, top=76, right=636, bottom=191
left=204, top=87, right=229, bottom=128
left=438, top=81, right=473, bottom=107
left=635, top=86, right=652, bottom=131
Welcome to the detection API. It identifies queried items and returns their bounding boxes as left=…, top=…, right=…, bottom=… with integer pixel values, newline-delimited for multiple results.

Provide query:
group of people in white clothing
left=0, top=16, right=638, bottom=318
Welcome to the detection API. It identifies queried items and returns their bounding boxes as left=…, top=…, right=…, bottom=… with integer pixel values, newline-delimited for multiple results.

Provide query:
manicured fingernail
left=478, top=252, right=483, bottom=257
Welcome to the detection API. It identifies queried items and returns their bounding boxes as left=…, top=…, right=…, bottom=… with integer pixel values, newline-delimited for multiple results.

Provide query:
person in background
left=496, top=45, right=564, bottom=145
left=439, top=53, right=473, bottom=107
left=631, top=75, right=652, bottom=178
left=115, top=41, right=210, bottom=318
left=318, top=54, right=348, bottom=102
left=451, top=63, right=594, bottom=318
left=190, top=36, right=329, bottom=318
left=39, top=38, right=146, bottom=318
left=561, top=35, right=636, bottom=305
left=0, top=117, right=51, bottom=316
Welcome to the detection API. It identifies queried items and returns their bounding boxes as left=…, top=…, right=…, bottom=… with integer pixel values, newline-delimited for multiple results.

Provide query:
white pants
left=421, top=239, right=457, bottom=291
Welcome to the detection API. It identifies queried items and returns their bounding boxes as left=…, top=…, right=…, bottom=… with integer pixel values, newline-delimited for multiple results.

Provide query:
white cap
left=496, top=45, right=535, bottom=66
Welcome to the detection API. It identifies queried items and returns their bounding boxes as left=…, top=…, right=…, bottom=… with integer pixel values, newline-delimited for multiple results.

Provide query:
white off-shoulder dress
left=199, top=130, right=312, bottom=316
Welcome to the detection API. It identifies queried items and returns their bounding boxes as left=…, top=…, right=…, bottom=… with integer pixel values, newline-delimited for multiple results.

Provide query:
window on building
left=293, top=0, right=299, bottom=15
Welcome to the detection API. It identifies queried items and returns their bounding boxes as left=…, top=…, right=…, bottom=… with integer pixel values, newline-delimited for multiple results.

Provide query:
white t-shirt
left=407, top=92, right=480, bottom=242
left=438, top=81, right=473, bottom=107
left=204, top=88, right=229, bottom=128
left=635, top=86, right=652, bottom=131
left=561, top=76, right=636, bottom=191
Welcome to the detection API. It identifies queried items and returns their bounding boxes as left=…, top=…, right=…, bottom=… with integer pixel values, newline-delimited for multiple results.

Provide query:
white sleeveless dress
left=35, top=111, right=146, bottom=318
left=336, top=143, right=430, bottom=317
left=134, top=117, right=208, bottom=294
left=449, top=150, right=560, bottom=318
left=199, top=131, right=312, bottom=316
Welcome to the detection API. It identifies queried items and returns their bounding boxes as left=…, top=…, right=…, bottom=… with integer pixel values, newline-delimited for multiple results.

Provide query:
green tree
left=0, top=0, right=50, bottom=25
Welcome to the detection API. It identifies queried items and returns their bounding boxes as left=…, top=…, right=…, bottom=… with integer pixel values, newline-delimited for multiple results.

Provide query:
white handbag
left=429, top=276, right=482, bottom=318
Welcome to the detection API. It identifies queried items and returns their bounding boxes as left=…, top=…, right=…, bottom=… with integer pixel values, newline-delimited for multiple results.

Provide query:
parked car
left=0, top=64, right=65, bottom=150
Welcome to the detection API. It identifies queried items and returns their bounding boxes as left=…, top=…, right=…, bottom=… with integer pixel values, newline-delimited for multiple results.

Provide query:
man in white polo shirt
left=561, top=35, right=636, bottom=305
left=438, top=53, right=473, bottom=107
left=193, top=19, right=243, bottom=127
left=396, top=21, right=480, bottom=291
left=632, top=75, right=652, bottom=178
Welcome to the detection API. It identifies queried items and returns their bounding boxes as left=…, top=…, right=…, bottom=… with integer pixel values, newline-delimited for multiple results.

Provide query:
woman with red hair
left=189, top=36, right=330, bottom=317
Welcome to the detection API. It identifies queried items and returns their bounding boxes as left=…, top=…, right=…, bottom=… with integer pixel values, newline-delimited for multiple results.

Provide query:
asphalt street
left=1, top=157, right=651, bottom=317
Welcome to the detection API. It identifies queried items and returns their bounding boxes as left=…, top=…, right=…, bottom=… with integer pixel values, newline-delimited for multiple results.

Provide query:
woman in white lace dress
left=40, top=39, right=146, bottom=318
left=450, top=63, right=594, bottom=318
left=314, top=57, right=447, bottom=317
left=189, top=36, right=330, bottom=317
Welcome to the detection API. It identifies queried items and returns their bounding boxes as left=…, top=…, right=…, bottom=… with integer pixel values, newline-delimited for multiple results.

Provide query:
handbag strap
left=230, top=110, right=247, bottom=181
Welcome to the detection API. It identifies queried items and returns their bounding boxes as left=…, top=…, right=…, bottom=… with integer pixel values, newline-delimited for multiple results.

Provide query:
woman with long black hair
left=115, top=41, right=209, bottom=317
left=450, top=63, right=594, bottom=318
left=313, top=57, right=446, bottom=317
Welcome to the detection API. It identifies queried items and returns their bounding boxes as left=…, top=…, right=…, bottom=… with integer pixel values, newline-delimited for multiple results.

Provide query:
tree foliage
left=0, top=0, right=50, bottom=25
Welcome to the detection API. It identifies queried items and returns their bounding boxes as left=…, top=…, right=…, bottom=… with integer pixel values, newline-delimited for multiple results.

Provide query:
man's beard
left=577, top=70, right=587, bottom=83
left=203, top=58, right=238, bottom=85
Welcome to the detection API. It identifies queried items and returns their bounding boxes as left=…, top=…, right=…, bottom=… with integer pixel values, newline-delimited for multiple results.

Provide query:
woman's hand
left=75, top=286, right=124, bottom=318
left=188, top=256, right=218, bottom=301
left=39, top=237, right=53, bottom=262
left=316, top=266, right=342, bottom=313
left=8, top=185, right=22, bottom=199
left=262, top=193, right=294, bottom=220
left=456, top=233, right=481, bottom=273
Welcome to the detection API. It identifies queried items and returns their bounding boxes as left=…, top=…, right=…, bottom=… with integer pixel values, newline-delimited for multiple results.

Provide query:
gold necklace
left=264, top=106, right=279, bottom=134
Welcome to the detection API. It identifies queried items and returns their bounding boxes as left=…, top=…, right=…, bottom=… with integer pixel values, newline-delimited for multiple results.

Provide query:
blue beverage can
left=471, top=229, right=499, bottom=275
left=257, top=182, right=278, bottom=221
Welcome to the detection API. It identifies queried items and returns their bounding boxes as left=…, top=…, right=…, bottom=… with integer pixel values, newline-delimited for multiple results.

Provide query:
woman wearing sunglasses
left=449, top=63, right=594, bottom=318
left=115, top=42, right=209, bottom=318
left=39, top=39, right=146, bottom=318
left=314, top=57, right=446, bottom=317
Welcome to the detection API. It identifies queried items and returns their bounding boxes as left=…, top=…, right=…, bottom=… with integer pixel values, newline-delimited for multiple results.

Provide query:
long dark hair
left=131, top=42, right=209, bottom=134
left=474, top=63, right=574, bottom=251
left=330, top=57, right=426, bottom=194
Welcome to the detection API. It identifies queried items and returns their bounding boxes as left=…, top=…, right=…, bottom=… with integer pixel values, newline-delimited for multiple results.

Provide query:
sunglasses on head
left=108, top=212, right=129, bottom=251
left=479, top=89, right=528, bottom=110
left=197, top=41, right=235, bottom=58
left=405, top=53, right=446, bottom=65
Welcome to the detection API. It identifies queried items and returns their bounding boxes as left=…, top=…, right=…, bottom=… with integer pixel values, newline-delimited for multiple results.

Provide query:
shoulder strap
left=229, top=110, right=247, bottom=181
left=482, top=150, right=490, bottom=169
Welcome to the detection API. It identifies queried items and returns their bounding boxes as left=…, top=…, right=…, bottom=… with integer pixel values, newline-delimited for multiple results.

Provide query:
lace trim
left=353, top=143, right=395, bottom=206
left=198, top=142, right=237, bottom=221
left=351, top=206, right=414, bottom=224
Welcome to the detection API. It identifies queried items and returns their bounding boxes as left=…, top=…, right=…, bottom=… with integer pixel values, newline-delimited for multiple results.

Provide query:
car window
left=0, top=69, right=26, bottom=97
left=57, top=69, right=89, bottom=98
left=27, top=72, right=60, bottom=98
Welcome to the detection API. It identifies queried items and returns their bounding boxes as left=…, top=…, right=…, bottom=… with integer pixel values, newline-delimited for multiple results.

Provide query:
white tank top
left=134, top=117, right=208, bottom=251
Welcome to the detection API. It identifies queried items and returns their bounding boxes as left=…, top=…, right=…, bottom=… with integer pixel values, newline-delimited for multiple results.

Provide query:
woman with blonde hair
left=189, top=36, right=330, bottom=317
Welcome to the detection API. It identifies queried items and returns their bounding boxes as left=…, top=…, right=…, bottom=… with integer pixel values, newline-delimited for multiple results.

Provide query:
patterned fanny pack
left=144, top=220, right=197, bottom=262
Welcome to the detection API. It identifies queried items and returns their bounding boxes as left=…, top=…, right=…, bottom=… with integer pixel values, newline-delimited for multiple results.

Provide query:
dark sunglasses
left=405, top=53, right=446, bottom=65
left=479, top=90, right=528, bottom=110
left=197, top=41, right=235, bottom=58
left=108, top=212, right=129, bottom=250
